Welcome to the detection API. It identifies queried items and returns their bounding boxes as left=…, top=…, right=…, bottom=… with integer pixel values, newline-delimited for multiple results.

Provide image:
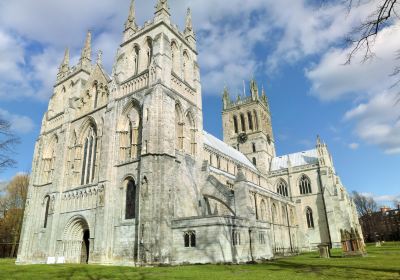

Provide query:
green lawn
left=2, top=243, right=400, bottom=280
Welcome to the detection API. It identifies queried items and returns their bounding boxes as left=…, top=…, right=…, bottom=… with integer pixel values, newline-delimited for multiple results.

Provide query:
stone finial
left=59, top=48, right=70, bottom=72
left=317, top=135, right=322, bottom=146
left=261, top=84, right=270, bottom=110
left=125, top=0, right=138, bottom=31
left=222, top=86, right=230, bottom=109
left=155, top=0, right=170, bottom=20
left=184, top=7, right=196, bottom=50
left=81, top=30, right=92, bottom=60
left=250, top=78, right=259, bottom=100
left=57, top=48, right=70, bottom=79
left=96, top=50, right=103, bottom=65
left=185, top=8, right=194, bottom=34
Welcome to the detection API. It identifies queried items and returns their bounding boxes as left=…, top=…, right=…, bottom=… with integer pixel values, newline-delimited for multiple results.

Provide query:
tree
left=352, top=191, right=378, bottom=216
left=0, top=118, right=19, bottom=173
left=0, top=174, right=29, bottom=258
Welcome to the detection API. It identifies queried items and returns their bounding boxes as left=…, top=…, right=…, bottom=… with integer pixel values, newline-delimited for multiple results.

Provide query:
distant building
left=359, top=206, right=400, bottom=242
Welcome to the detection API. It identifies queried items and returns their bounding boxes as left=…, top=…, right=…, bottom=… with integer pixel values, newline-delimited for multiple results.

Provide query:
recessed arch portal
left=62, top=216, right=90, bottom=264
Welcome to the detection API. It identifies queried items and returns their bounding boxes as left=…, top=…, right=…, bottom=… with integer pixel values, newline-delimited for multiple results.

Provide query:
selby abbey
left=17, top=0, right=362, bottom=265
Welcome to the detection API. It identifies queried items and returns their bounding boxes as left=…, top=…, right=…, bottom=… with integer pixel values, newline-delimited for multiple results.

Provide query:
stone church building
left=17, top=0, right=362, bottom=265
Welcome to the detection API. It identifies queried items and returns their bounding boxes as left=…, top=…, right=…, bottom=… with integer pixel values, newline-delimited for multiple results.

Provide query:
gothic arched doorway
left=62, top=216, right=90, bottom=264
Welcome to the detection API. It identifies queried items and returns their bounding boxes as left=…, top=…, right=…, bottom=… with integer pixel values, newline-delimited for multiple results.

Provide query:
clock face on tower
left=238, top=132, right=248, bottom=144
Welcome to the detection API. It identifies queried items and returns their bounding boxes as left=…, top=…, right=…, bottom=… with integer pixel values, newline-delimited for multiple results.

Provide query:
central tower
left=222, top=79, right=276, bottom=174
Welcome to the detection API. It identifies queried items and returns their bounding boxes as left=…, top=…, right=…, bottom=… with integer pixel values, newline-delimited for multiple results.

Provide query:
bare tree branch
left=0, top=117, right=19, bottom=173
left=346, top=0, right=398, bottom=64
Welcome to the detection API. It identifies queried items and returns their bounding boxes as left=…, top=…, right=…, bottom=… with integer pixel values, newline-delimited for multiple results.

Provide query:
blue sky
left=0, top=0, right=399, bottom=204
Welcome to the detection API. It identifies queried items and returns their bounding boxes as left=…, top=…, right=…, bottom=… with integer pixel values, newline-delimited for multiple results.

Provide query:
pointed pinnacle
left=125, top=0, right=137, bottom=30
left=185, top=8, right=193, bottom=32
left=62, top=48, right=70, bottom=66
left=81, top=30, right=92, bottom=60
left=155, top=0, right=170, bottom=16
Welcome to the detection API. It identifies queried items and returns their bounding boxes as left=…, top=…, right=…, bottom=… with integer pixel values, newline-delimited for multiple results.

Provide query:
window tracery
left=299, top=175, right=312, bottom=195
left=277, top=180, right=289, bottom=197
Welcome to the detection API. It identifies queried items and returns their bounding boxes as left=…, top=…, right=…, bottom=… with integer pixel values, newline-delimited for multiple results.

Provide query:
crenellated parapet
left=222, top=79, right=270, bottom=111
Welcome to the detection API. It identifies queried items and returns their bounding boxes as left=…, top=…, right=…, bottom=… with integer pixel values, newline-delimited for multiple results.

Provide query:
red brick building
left=359, top=205, right=400, bottom=242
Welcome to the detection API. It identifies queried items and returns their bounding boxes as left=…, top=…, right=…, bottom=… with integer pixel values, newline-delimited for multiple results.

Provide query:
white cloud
left=306, top=19, right=400, bottom=153
left=0, top=108, right=35, bottom=134
left=348, top=143, right=359, bottom=150
left=306, top=23, right=400, bottom=101
left=344, top=91, right=400, bottom=154
left=363, top=192, right=400, bottom=205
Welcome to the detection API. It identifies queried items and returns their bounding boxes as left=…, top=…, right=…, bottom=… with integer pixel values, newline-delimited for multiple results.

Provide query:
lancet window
left=247, top=112, right=253, bottom=130
left=240, top=113, right=246, bottom=131
left=171, top=41, right=180, bottom=74
left=43, top=195, right=50, bottom=228
left=133, top=45, right=140, bottom=75
left=80, top=125, right=97, bottom=185
left=183, top=51, right=192, bottom=83
left=233, top=115, right=239, bottom=134
left=125, top=179, right=136, bottom=220
left=253, top=110, right=259, bottom=131
left=145, top=38, right=153, bottom=67
left=260, top=199, right=267, bottom=221
left=185, top=112, right=196, bottom=156
left=306, top=207, right=314, bottom=228
left=175, top=104, right=184, bottom=150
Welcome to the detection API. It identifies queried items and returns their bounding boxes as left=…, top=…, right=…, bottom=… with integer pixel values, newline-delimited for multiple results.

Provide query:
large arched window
left=175, top=104, right=184, bottom=150
left=43, top=195, right=50, bottom=228
left=233, top=115, right=239, bottom=134
left=306, top=207, right=314, bottom=228
left=247, top=112, right=253, bottom=130
left=277, top=180, right=289, bottom=197
left=125, top=179, right=136, bottom=220
left=81, top=126, right=97, bottom=185
left=299, top=175, right=312, bottom=195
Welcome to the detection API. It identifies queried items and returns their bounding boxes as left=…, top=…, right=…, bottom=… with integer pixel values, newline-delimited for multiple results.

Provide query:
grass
left=1, top=242, right=400, bottom=280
